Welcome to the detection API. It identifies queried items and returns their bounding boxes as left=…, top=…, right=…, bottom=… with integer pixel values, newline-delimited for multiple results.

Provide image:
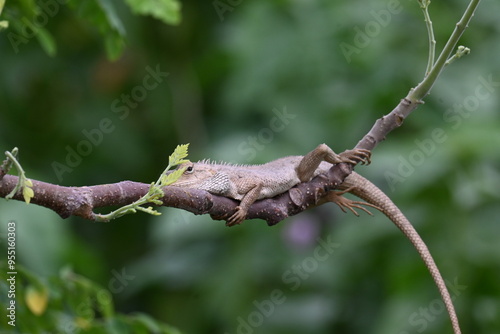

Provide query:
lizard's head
left=168, top=162, right=217, bottom=188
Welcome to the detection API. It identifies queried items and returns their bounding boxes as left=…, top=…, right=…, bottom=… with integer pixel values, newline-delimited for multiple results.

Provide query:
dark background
left=1, top=0, right=499, bottom=333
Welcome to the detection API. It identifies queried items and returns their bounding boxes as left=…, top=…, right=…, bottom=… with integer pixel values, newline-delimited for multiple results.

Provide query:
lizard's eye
left=185, top=165, right=194, bottom=173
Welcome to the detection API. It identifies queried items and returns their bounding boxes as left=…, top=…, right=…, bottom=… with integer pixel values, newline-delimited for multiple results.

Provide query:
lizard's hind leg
left=296, top=144, right=371, bottom=182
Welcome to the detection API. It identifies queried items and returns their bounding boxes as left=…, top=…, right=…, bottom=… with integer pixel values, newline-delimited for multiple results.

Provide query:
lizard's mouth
left=170, top=180, right=195, bottom=187
left=168, top=170, right=217, bottom=189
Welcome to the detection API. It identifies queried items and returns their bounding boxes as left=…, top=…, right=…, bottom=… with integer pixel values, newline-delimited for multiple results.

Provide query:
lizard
left=169, top=143, right=461, bottom=334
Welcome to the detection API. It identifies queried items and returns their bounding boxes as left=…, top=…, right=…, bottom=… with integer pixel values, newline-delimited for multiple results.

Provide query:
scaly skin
left=170, top=144, right=460, bottom=334
left=172, top=145, right=369, bottom=225
left=337, top=173, right=461, bottom=334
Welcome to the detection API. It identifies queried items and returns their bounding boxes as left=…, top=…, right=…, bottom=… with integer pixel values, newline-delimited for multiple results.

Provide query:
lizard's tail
left=341, top=173, right=461, bottom=334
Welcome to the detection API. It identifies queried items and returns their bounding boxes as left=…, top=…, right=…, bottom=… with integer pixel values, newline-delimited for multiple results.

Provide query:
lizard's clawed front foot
left=339, top=149, right=371, bottom=165
left=225, top=206, right=247, bottom=227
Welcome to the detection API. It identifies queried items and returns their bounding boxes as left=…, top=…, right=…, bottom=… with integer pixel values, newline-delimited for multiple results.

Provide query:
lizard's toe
left=355, top=149, right=372, bottom=165
left=341, top=149, right=371, bottom=165
left=226, top=207, right=246, bottom=226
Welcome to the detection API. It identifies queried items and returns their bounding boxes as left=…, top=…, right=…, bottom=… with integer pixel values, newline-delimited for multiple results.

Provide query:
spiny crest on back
left=197, top=159, right=253, bottom=167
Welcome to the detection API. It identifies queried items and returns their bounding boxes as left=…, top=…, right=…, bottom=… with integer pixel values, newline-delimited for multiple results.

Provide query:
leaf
left=98, top=0, right=126, bottom=60
left=94, top=288, right=114, bottom=318
left=25, top=285, right=49, bottom=316
left=35, top=27, right=56, bottom=57
left=67, top=0, right=127, bottom=61
left=22, top=184, right=34, bottom=204
left=137, top=206, right=161, bottom=215
left=131, top=313, right=162, bottom=332
left=124, top=0, right=181, bottom=25
left=104, top=30, right=126, bottom=61
left=97, top=0, right=126, bottom=35
left=168, top=143, right=189, bottom=166
left=0, top=0, right=7, bottom=30
left=161, top=166, right=186, bottom=186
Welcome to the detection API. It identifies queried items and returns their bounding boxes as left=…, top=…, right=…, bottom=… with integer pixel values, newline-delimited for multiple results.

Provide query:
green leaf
left=0, top=20, right=8, bottom=31
left=35, top=27, right=56, bottom=56
left=137, top=206, right=161, bottom=215
left=25, top=178, right=33, bottom=187
left=168, top=143, right=189, bottom=166
left=22, top=184, right=34, bottom=204
left=97, top=0, right=126, bottom=35
left=67, top=0, right=127, bottom=61
left=104, top=30, right=126, bottom=61
left=124, top=0, right=181, bottom=25
left=0, top=263, right=180, bottom=332
left=161, top=166, right=186, bottom=186
left=98, top=0, right=126, bottom=60
left=3, top=148, right=34, bottom=203
left=94, top=288, right=114, bottom=318
left=16, top=0, right=38, bottom=16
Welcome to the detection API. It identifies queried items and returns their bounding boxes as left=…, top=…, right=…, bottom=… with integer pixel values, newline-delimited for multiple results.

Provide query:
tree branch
left=0, top=162, right=354, bottom=225
left=356, top=0, right=481, bottom=152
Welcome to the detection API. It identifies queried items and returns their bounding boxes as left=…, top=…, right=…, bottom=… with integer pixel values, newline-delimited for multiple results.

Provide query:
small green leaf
left=3, top=148, right=34, bottom=202
left=124, top=0, right=181, bottom=25
left=137, top=206, right=161, bottom=215
left=168, top=144, right=189, bottom=166
left=162, top=167, right=186, bottom=186
left=35, top=27, right=56, bottom=57
left=94, top=288, right=114, bottom=318
left=23, top=185, right=34, bottom=204
left=104, top=30, right=126, bottom=61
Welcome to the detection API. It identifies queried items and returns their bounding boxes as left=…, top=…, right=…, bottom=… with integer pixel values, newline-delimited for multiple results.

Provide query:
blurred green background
left=1, top=0, right=499, bottom=333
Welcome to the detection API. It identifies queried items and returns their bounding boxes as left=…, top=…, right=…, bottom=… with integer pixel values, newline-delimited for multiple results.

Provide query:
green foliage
left=0, top=263, right=181, bottom=334
left=68, top=0, right=126, bottom=61
left=94, top=144, right=189, bottom=222
left=160, top=143, right=190, bottom=186
left=3, top=148, right=34, bottom=204
left=0, top=0, right=182, bottom=59
left=0, top=0, right=9, bottom=31
left=1, top=0, right=56, bottom=55
left=124, top=0, right=181, bottom=26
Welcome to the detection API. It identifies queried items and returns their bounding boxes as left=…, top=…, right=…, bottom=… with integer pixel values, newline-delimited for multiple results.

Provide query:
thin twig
left=419, top=0, right=436, bottom=75
left=409, top=0, right=481, bottom=103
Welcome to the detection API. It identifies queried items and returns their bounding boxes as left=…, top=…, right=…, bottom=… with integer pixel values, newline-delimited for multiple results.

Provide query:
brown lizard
left=170, top=143, right=461, bottom=334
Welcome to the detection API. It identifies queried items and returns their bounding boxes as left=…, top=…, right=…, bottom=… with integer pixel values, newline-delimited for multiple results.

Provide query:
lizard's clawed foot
left=325, top=189, right=380, bottom=216
left=339, top=149, right=371, bottom=166
left=226, top=206, right=246, bottom=227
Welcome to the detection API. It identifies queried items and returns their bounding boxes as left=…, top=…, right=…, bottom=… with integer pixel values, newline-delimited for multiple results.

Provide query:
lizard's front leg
left=296, top=143, right=370, bottom=182
left=226, top=182, right=263, bottom=227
